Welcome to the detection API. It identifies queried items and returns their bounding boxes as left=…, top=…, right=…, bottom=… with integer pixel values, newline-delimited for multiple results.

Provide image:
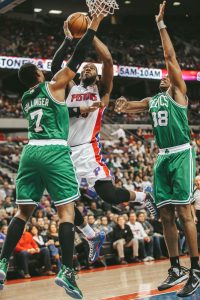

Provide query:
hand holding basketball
left=66, top=12, right=88, bottom=39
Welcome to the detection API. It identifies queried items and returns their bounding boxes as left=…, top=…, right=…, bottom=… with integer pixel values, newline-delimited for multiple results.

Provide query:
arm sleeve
left=68, top=107, right=81, bottom=118
left=67, top=29, right=96, bottom=73
left=51, top=37, right=72, bottom=76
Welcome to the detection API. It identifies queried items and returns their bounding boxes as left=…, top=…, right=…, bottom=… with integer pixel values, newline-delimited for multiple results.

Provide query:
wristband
left=65, top=35, right=73, bottom=41
left=157, top=20, right=166, bottom=30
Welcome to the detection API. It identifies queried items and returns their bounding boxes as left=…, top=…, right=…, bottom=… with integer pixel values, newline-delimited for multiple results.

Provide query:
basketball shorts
left=153, top=146, right=196, bottom=208
left=16, top=144, right=80, bottom=206
left=71, top=143, right=112, bottom=187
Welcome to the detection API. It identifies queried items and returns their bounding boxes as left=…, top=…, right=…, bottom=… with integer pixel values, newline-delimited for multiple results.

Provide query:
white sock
left=135, top=191, right=146, bottom=203
left=78, top=224, right=95, bottom=239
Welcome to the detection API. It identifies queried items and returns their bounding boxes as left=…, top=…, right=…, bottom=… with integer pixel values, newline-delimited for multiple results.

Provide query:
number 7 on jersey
left=30, top=109, right=43, bottom=132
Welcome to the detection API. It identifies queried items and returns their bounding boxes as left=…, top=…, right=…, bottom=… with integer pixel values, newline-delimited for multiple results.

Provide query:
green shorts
left=16, top=144, right=80, bottom=206
left=153, top=147, right=196, bottom=208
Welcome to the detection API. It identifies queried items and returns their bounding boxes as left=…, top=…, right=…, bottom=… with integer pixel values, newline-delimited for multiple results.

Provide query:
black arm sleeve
left=67, top=29, right=96, bottom=72
left=51, top=37, right=72, bottom=76
left=68, top=107, right=81, bottom=118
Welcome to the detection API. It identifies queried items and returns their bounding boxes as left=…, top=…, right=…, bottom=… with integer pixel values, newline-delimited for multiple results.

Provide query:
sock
left=135, top=192, right=146, bottom=203
left=78, top=224, right=95, bottom=239
left=170, top=256, right=180, bottom=268
left=0, top=217, right=26, bottom=260
left=59, top=222, right=75, bottom=269
left=191, top=257, right=200, bottom=270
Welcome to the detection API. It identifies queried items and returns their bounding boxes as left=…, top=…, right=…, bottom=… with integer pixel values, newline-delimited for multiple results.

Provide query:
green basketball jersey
left=22, top=82, right=69, bottom=140
left=149, top=91, right=190, bottom=148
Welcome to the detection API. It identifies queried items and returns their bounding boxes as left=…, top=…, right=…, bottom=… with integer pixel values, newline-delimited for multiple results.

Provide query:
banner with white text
left=0, top=56, right=199, bottom=81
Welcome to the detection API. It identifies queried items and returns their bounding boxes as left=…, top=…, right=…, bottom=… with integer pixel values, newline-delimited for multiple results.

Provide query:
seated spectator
left=112, top=216, right=139, bottom=264
left=194, top=175, right=200, bottom=233
left=15, top=228, right=55, bottom=278
left=98, top=216, right=113, bottom=236
left=88, top=201, right=104, bottom=218
left=0, top=225, right=7, bottom=244
left=31, top=224, right=61, bottom=271
left=3, top=196, right=15, bottom=216
left=127, top=212, right=154, bottom=261
left=88, top=215, right=99, bottom=232
left=149, top=217, right=167, bottom=259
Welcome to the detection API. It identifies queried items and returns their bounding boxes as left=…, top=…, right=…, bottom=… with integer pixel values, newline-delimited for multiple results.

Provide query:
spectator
left=98, top=216, right=113, bottom=236
left=127, top=212, right=154, bottom=261
left=0, top=225, right=7, bottom=244
left=112, top=216, right=139, bottom=264
left=194, top=175, right=200, bottom=233
left=30, top=224, right=61, bottom=271
left=15, top=228, right=54, bottom=278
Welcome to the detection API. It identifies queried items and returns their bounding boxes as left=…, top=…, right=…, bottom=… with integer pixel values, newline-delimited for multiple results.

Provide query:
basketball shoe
left=177, top=268, right=200, bottom=297
left=55, top=266, right=83, bottom=299
left=88, top=231, right=106, bottom=263
left=0, top=258, right=8, bottom=282
left=144, top=187, right=159, bottom=219
left=158, top=266, right=188, bottom=291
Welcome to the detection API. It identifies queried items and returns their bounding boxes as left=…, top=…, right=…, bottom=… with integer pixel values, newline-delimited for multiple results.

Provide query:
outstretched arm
left=93, top=36, right=113, bottom=107
left=156, top=1, right=187, bottom=101
left=115, top=97, right=150, bottom=114
left=48, top=15, right=104, bottom=102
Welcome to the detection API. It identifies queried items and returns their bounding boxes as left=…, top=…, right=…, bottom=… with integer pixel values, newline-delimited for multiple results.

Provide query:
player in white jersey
left=51, top=23, right=157, bottom=263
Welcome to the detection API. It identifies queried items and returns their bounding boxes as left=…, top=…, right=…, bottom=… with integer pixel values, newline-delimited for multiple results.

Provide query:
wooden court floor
left=1, top=257, right=200, bottom=300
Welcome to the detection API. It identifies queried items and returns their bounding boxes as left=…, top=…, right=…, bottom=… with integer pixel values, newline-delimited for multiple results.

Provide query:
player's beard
left=159, top=85, right=169, bottom=92
left=82, top=75, right=96, bottom=86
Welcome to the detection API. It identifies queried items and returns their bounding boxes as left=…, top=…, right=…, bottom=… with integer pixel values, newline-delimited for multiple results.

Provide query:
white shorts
left=70, top=142, right=112, bottom=187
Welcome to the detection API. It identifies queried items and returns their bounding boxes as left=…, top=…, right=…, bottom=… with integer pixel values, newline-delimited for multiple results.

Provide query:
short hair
left=18, top=63, right=38, bottom=87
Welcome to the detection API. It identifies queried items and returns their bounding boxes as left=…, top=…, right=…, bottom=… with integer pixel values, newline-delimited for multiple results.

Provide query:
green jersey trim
left=45, top=82, right=66, bottom=106
left=166, top=91, right=188, bottom=109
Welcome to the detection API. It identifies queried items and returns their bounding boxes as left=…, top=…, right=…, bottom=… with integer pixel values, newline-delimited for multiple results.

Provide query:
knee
left=177, top=206, right=193, bottom=224
left=57, top=203, right=75, bottom=223
left=160, top=210, right=175, bottom=225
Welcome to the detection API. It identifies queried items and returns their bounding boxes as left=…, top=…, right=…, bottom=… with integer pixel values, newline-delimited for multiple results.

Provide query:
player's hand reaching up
left=115, top=96, right=128, bottom=113
left=155, top=1, right=166, bottom=23
left=63, top=21, right=73, bottom=39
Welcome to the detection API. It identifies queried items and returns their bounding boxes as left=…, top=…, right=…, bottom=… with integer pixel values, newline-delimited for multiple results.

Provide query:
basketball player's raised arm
left=156, top=1, right=187, bottom=98
left=115, top=96, right=150, bottom=113
left=93, top=36, right=113, bottom=107
left=49, top=15, right=104, bottom=101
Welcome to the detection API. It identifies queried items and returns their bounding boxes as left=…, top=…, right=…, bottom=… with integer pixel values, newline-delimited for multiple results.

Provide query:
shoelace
left=168, top=266, right=189, bottom=277
left=88, top=240, right=96, bottom=258
left=63, top=268, right=78, bottom=280
left=145, top=199, right=156, bottom=216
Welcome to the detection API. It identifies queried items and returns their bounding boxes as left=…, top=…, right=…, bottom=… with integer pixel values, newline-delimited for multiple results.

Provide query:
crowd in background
left=1, top=92, right=200, bottom=126
left=0, top=16, right=200, bottom=69
left=0, top=132, right=200, bottom=277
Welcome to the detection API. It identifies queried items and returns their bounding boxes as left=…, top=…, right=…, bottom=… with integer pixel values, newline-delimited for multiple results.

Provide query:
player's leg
left=0, top=145, right=42, bottom=285
left=71, top=145, right=106, bottom=262
left=171, top=148, right=200, bottom=297
left=94, top=180, right=158, bottom=218
left=154, top=154, right=188, bottom=290
left=43, top=145, right=82, bottom=299
left=0, top=204, right=35, bottom=282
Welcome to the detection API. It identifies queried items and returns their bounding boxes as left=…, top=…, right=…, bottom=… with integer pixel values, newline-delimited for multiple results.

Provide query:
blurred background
left=0, top=0, right=200, bottom=277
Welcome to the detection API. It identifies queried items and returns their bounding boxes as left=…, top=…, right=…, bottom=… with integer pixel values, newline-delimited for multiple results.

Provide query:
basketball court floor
left=2, top=257, right=200, bottom=300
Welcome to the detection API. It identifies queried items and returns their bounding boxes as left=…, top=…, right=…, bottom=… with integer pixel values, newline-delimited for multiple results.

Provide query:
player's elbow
left=164, top=51, right=176, bottom=61
left=104, top=55, right=113, bottom=66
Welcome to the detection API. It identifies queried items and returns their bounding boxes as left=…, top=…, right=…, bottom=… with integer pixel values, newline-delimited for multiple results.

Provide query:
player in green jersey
left=0, top=14, right=105, bottom=299
left=114, top=2, right=200, bottom=297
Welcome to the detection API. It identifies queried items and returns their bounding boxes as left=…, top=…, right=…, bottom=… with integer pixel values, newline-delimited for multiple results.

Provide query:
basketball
left=67, top=12, right=88, bottom=38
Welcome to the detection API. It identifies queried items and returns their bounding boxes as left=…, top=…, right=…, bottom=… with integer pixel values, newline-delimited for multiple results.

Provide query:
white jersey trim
left=45, top=82, right=66, bottom=105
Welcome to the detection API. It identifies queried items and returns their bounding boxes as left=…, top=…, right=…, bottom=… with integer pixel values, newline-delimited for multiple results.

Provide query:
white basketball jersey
left=66, top=84, right=105, bottom=147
